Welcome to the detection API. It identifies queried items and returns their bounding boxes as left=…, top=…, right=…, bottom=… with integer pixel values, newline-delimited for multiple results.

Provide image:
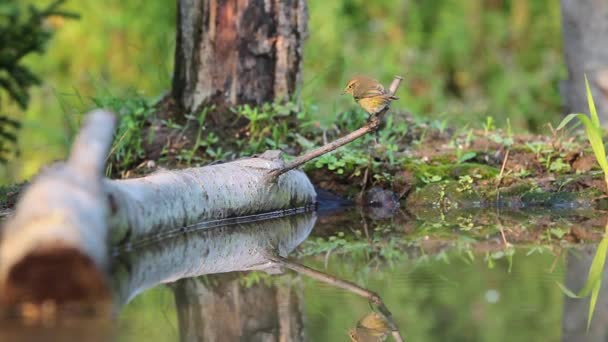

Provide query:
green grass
left=556, top=76, right=608, bottom=331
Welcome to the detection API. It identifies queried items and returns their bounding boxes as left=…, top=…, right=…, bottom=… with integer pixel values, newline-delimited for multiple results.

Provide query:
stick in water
left=269, top=255, right=405, bottom=342
left=266, top=75, right=404, bottom=182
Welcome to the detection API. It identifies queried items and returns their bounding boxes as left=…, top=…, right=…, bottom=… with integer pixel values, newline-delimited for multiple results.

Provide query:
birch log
left=0, top=110, right=316, bottom=305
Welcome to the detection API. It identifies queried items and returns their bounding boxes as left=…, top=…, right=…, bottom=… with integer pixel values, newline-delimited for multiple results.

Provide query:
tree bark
left=172, top=0, right=308, bottom=117
left=561, top=0, right=608, bottom=124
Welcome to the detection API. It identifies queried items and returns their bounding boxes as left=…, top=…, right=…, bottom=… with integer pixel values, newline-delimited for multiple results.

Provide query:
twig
left=270, top=256, right=405, bottom=341
left=495, top=148, right=510, bottom=203
left=266, top=76, right=404, bottom=182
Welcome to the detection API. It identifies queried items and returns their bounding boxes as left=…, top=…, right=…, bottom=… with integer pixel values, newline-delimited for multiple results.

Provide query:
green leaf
left=577, top=234, right=608, bottom=298
left=458, top=151, right=477, bottom=163
left=557, top=113, right=584, bottom=131
left=579, top=115, right=608, bottom=175
left=585, top=75, right=600, bottom=127
left=556, top=282, right=581, bottom=299
left=556, top=234, right=608, bottom=331
left=588, top=280, right=601, bottom=331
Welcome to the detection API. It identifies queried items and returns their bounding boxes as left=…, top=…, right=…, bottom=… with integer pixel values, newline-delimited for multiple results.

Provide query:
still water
left=2, top=208, right=607, bottom=341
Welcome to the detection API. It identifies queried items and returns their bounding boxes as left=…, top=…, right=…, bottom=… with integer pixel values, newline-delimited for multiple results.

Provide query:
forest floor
left=2, top=101, right=607, bottom=257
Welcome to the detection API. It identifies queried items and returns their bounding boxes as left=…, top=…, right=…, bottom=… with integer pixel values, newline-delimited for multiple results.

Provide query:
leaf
left=556, top=282, right=581, bottom=299
left=578, top=234, right=608, bottom=298
left=585, top=75, right=600, bottom=127
left=579, top=115, right=608, bottom=175
left=556, top=234, right=608, bottom=330
left=588, top=280, right=601, bottom=331
left=458, top=151, right=477, bottom=163
left=557, top=113, right=584, bottom=131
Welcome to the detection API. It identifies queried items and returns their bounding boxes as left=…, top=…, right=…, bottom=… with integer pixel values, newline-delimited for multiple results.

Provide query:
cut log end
left=1, top=246, right=110, bottom=307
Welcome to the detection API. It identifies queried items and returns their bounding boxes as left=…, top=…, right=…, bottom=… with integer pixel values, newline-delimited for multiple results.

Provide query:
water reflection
left=111, top=212, right=317, bottom=308
left=3, top=207, right=608, bottom=341
left=562, top=245, right=608, bottom=341
left=173, top=273, right=304, bottom=341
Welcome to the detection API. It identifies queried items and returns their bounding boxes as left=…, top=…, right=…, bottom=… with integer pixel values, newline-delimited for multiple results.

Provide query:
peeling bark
left=172, top=0, right=308, bottom=117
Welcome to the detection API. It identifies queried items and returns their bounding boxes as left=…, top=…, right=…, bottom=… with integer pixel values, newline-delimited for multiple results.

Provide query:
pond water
left=2, top=208, right=607, bottom=341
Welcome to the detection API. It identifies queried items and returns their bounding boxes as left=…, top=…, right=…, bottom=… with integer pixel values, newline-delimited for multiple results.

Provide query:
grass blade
left=585, top=75, right=600, bottom=127
left=557, top=113, right=584, bottom=131
left=588, top=280, right=602, bottom=331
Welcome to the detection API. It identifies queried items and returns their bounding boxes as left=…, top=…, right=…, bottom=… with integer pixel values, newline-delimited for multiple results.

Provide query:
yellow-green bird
left=343, top=76, right=399, bottom=116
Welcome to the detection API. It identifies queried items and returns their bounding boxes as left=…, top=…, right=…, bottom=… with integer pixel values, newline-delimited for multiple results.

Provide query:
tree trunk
left=561, top=0, right=608, bottom=124
left=172, top=0, right=308, bottom=117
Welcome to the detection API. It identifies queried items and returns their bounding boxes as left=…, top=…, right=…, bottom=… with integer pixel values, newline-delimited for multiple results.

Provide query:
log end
left=1, top=246, right=110, bottom=307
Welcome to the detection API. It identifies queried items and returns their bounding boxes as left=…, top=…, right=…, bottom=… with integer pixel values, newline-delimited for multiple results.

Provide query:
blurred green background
left=3, top=0, right=563, bottom=183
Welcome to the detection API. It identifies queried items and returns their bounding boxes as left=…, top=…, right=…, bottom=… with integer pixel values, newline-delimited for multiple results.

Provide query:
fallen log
left=0, top=110, right=316, bottom=306
left=0, top=75, right=403, bottom=306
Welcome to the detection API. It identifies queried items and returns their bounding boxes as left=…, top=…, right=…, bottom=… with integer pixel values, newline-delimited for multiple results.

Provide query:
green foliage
left=92, top=94, right=154, bottom=174
left=555, top=79, right=608, bottom=328
left=305, top=0, right=563, bottom=131
left=0, top=0, right=77, bottom=163
left=558, top=76, right=608, bottom=188
left=233, top=101, right=315, bottom=155
left=312, top=149, right=371, bottom=176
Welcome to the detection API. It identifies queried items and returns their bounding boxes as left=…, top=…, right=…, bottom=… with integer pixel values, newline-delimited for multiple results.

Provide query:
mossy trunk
left=171, top=0, right=308, bottom=119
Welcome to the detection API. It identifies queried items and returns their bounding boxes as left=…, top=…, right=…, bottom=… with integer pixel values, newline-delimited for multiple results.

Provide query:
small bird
left=343, top=76, right=399, bottom=116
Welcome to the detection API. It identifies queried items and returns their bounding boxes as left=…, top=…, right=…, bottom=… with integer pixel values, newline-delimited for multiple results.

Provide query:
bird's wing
left=354, top=84, right=387, bottom=99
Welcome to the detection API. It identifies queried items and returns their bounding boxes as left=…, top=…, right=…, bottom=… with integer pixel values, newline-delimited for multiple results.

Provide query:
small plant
left=93, top=95, right=154, bottom=174
left=557, top=76, right=608, bottom=189
left=483, top=116, right=496, bottom=135
left=557, top=76, right=608, bottom=331
left=232, top=101, right=306, bottom=155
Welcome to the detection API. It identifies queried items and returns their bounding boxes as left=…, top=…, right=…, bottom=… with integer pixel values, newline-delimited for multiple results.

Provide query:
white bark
left=0, top=110, right=316, bottom=304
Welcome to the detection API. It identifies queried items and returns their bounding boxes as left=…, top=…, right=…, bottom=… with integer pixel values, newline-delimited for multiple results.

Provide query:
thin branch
left=266, top=75, right=404, bottom=182
left=270, top=255, right=405, bottom=342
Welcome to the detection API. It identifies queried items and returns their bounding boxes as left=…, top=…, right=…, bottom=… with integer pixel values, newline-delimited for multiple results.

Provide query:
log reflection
left=110, top=212, right=316, bottom=310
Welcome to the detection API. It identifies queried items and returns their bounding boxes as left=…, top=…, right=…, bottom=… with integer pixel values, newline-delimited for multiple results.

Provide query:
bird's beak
left=341, top=91, right=346, bottom=95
